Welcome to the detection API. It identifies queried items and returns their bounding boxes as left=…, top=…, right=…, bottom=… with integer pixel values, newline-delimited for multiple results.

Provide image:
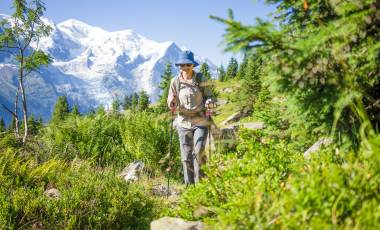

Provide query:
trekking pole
left=205, top=107, right=212, bottom=160
left=166, top=106, right=176, bottom=198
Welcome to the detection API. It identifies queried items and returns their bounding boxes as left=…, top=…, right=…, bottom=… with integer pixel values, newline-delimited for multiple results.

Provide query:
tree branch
left=23, top=21, right=35, bottom=50
left=1, top=103, right=17, bottom=117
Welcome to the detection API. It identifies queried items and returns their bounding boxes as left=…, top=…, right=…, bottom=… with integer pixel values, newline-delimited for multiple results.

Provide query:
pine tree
left=236, top=56, right=248, bottom=79
left=158, top=62, right=174, bottom=111
left=200, top=63, right=212, bottom=80
left=211, top=1, right=380, bottom=140
left=71, top=104, right=80, bottom=116
left=38, top=116, right=43, bottom=125
left=111, top=100, right=121, bottom=113
left=51, top=96, right=69, bottom=123
left=138, top=91, right=150, bottom=112
left=123, top=95, right=132, bottom=110
left=27, top=114, right=42, bottom=135
left=218, top=64, right=226, bottom=82
left=239, top=57, right=262, bottom=108
left=96, top=105, right=106, bottom=115
left=226, top=57, right=238, bottom=80
left=200, top=62, right=218, bottom=99
left=0, top=117, right=5, bottom=132
left=131, top=93, right=139, bottom=111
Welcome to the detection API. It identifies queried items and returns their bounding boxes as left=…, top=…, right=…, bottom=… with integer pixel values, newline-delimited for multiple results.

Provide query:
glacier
left=0, top=16, right=216, bottom=124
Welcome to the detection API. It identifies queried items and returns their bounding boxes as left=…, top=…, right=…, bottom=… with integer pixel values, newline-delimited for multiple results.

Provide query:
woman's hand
left=168, top=95, right=177, bottom=110
left=205, top=99, right=214, bottom=109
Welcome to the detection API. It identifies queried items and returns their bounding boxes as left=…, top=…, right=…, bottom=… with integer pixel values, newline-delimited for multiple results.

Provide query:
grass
left=213, top=79, right=243, bottom=126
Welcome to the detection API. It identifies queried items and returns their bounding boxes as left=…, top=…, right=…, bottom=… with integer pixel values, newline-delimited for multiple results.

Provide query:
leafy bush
left=173, top=129, right=301, bottom=227
left=119, top=112, right=181, bottom=174
left=42, top=113, right=126, bottom=167
left=174, top=120, right=380, bottom=229
left=0, top=133, right=21, bottom=151
left=41, top=111, right=182, bottom=177
left=0, top=148, right=158, bottom=229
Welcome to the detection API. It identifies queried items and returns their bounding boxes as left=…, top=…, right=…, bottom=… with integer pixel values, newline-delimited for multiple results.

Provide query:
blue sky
left=0, top=0, right=275, bottom=66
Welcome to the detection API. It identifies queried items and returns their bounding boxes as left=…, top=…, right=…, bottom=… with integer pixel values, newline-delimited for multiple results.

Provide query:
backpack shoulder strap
left=195, top=72, right=202, bottom=84
left=173, top=75, right=181, bottom=106
left=195, top=72, right=205, bottom=96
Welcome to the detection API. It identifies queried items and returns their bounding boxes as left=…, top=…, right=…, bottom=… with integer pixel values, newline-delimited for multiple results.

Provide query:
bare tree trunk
left=19, top=52, right=28, bottom=144
left=1, top=100, right=19, bottom=138
left=14, top=86, right=20, bottom=138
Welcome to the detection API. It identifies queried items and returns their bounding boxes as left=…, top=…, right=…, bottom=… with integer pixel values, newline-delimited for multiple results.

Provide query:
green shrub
left=0, top=148, right=158, bottom=229
left=41, top=111, right=182, bottom=179
left=119, top=112, right=181, bottom=177
left=275, top=148, right=380, bottom=229
left=42, top=113, right=125, bottom=167
left=173, top=129, right=301, bottom=226
left=0, top=133, right=21, bottom=151
left=174, top=124, right=380, bottom=229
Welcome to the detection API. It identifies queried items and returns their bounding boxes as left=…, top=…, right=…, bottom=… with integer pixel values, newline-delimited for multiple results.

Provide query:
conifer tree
left=218, top=64, right=226, bottom=82
left=27, top=114, right=42, bottom=135
left=38, top=116, right=43, bottom=125
left=51, top=96, right=69, bottom=123
left=211, top=1, right=380, bottom=139
left=239, top=57, right=262, bottom=108
left=226, top=57, right=238, bottom=79
left=200, top=62, right=212, bottom=80
left=123, top=95, right=132, bottom=110
left=111, top=100, right=121, bottom=113
left=158, top=62, right=174, bottom=111
left=236, top=56, right=248, bottom=79
left=200, top=62, right=218, bottom=99
left=0, top=117, right=5, bottom=132
left=71, top=104, right=80, bottom=116
left=131, top=93, right=139, bottom=111
left=96, top=105, right=106, bottom=115
left=138, top=91, right=150, bottom=112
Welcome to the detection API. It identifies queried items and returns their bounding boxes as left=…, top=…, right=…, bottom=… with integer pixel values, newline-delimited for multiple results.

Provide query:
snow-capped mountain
left=0, top=16, right=217, bottom=124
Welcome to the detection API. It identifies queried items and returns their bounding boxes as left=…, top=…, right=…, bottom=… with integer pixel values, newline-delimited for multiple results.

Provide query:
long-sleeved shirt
left=167, top=71, right=214, bottom=128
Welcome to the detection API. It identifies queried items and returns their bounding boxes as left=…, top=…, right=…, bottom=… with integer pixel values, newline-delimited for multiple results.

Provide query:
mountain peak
left=57, top=19, right=106, bottom=40
left=58, top=19, right=93, bottom=28
left=0, top=16, right=217, bottom=125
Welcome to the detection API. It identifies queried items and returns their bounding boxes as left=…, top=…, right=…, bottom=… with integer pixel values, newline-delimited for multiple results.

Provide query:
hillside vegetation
left=1, top=0, right=379, bottom=229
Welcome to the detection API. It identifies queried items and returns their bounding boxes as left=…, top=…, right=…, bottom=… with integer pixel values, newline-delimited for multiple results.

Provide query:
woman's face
left=179, top=63, right=194, bottom=72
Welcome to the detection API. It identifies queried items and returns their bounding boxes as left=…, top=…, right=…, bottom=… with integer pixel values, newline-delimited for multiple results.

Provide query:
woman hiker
left=167, top=50, right=214, bottom=185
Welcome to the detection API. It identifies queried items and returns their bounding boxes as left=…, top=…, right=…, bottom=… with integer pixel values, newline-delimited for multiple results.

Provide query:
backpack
left=173, top=72, right=206, bottom=107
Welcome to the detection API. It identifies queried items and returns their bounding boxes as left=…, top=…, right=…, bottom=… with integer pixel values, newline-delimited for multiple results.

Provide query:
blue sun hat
left=175, top=50, right=199, bottom=67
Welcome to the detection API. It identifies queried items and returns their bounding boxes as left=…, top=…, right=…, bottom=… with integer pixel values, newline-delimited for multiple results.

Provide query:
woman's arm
left=167, top=78, right=177, bottom=108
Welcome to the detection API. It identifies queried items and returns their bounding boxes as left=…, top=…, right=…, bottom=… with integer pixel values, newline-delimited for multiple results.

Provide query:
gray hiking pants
left=177, top=125, right=208, bottom=185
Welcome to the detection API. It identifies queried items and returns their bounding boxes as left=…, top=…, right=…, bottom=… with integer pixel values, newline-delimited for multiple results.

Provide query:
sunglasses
left=179, top=64, right=193, bottom=67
